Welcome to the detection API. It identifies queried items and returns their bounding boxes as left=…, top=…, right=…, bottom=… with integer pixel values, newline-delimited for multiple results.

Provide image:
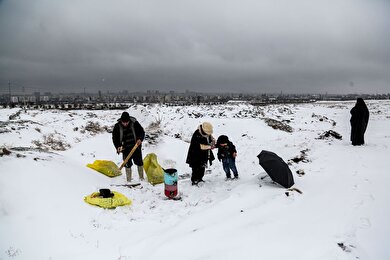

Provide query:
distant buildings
left=1, top=90, right=389, bottom=109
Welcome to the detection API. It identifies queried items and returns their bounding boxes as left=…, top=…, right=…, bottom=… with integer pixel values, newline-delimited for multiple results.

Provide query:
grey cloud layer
left=1, top=0, right=389, bottom=93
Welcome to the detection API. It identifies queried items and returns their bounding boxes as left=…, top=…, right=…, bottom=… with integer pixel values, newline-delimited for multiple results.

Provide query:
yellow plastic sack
left=143, top=153, right=164, bottom=185
left=87, top=160, right=122, bottom=177
left=84, top=191, right=132, bottom=209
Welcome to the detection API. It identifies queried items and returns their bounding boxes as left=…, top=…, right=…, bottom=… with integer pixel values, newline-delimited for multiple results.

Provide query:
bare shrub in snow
left=81, top=121, right=109, bottom=135
left=233, top=107, right=265, bottom=118
left=0, top=122, right=11, bottom=133
left=8, top=110, right=22, bottom=120
left=149, top=114, right=163, bottom=129
left=86, top=112, right=98, bottom=118
left=32, top=133, right=71, bottom=151
left=278, top=107, right=293, bottom=115
left=145, top=115, right=163, bottom=144
left=145, top=129, right=163, bottom=145
left=188, top=112, right=204, bottom=118
left=1, top=120, right=42, bottom=133
left=6, top=246, right=21, bottom=257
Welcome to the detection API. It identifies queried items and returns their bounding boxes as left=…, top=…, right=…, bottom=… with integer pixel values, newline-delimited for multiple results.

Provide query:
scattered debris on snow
left=312, top=113, right=337, bottom=126
left=263, top=118, right=293, bottom=132
left=288, top=149, right=310, bottom=164
left=337, top=242, right=355, bottom=253
left=317, top=130, right=342, bottom=140
left=0, top=147, right=11, bottom=156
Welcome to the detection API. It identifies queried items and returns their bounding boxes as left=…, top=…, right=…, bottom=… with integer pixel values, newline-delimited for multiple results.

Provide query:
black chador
left=350, top=98, right=369, bottom=146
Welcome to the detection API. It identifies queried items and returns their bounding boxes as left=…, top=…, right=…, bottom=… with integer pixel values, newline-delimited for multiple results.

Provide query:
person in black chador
left=186, top=122, right=215, bottom=186
left=350, top=98, right=369, bottom=146
left=112, top=112, right=145, bottom=182
left=216, top=135, right=239, bottom=180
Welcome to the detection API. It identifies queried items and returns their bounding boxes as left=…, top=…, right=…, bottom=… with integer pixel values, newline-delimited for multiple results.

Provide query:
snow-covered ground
left=1, top=100, right=390, bottom=260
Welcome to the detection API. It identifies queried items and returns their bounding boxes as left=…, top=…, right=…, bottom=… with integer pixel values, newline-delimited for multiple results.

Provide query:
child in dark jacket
left=216, top=135, right=239, bottom=180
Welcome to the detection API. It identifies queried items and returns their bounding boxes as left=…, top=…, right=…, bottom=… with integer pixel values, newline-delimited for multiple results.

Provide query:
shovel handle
left=118, top=143, right=139, bottom=170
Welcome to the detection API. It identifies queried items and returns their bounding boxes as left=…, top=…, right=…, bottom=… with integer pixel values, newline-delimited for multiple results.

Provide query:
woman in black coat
left=186, top=122, right=215, bottom=185
left=350, top=98, right=369, bottom=146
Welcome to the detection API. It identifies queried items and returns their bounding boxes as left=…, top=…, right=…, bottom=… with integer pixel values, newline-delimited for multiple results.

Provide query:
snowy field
left=1, top=100, right=390, bottom=260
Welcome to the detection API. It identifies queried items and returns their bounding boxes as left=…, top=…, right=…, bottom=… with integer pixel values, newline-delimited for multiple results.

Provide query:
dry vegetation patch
left=32, top=133, right=71, bottom=151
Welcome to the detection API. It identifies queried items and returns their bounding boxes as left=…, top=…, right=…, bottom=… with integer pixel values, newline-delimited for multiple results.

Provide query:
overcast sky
left=0, top=0, right=389, bottom=94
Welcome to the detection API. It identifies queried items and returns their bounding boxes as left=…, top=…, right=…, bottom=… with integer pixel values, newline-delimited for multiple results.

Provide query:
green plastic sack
left=84, top=191, right=131, bottom=209
left=143, top=153, right=164, bottom=185
left=87, top=160, right=122, bottom=177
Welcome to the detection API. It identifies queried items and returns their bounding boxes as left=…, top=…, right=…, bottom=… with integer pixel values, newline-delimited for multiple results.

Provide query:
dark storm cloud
left=0, top=0, right=389, bottom=94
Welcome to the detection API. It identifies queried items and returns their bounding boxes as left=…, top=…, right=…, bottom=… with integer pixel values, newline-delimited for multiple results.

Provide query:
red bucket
left=164, top=184, right=178, bottom=198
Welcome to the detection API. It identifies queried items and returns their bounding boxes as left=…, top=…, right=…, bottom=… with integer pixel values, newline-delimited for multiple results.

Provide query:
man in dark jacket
left=112, top=112, right=145, bottom=182
left=350, top=98, right=369, bottom=146
left=186, top=122, right=215, bottom=185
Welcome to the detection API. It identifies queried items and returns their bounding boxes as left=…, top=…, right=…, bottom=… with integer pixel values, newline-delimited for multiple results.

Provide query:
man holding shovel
left=112, top=112, right=145, bottom=182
